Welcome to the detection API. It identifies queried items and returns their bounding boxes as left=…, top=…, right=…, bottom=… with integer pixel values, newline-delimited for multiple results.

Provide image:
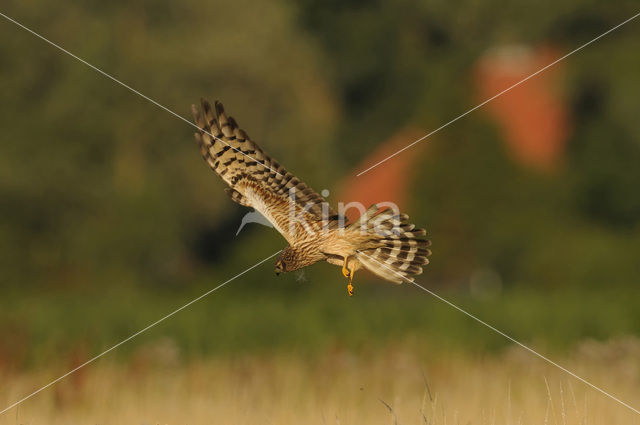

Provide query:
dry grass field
left=2, top=338, right=639, bottom=425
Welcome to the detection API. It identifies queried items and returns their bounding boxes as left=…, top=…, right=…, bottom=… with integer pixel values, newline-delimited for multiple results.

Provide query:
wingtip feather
left=214, top=100, right=225, bottom=116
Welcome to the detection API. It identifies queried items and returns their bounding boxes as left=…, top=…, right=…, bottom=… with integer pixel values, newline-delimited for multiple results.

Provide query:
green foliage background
left=0, top=0, right=639, bottom=367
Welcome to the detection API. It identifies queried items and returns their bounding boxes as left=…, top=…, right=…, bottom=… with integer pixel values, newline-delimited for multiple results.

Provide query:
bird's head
left=275, top=246, right=298, bottom=275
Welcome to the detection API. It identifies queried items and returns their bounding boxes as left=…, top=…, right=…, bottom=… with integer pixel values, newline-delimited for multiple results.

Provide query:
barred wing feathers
left=191, top=99, right=338, bottom=244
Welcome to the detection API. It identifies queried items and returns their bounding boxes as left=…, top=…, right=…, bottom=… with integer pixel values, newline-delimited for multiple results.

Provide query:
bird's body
left=192, top=99, right=430, bottom=294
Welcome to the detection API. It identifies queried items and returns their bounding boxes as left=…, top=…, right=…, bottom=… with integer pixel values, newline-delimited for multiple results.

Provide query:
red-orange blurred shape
left=475, top=45, right=571, bottom=171
left=337, top=128, right=426, bottom=222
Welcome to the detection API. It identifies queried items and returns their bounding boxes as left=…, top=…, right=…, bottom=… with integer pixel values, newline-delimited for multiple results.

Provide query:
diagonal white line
left=0, top=251, right=280, bottom=416
left=0, top=11, right=283, bottom=177
left=356, top=11, right=640, bottom=177
left=356, top=250, right=640, bottom=415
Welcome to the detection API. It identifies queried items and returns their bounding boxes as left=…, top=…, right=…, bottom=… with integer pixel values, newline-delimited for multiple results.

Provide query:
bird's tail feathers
left=349, top=204, right=431, bottom=284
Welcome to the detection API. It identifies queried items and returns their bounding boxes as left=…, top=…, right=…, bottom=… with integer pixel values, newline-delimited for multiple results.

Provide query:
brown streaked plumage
left=191, top=99, right=430, bottom=295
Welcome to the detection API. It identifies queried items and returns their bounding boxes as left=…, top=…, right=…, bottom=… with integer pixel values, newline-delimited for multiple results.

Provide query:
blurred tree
left=0, top=0, right=638, bottom=293
left=0, top=0, right=338, bottom=288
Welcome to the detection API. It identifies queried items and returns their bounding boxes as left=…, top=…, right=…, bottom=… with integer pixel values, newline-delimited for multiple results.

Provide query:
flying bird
left=192, top=99, right=430, bottom=295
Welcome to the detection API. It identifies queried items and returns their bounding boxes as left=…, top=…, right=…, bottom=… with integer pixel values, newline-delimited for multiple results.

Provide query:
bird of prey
left=191, top=99, right=430, bottom=295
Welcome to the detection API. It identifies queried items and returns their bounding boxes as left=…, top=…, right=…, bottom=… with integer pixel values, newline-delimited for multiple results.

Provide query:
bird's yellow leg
left=341, top=257, right=350, bottom=279
left=347, top=267, right=355, bottom=297
left=342, top=257, right=355, bottom=296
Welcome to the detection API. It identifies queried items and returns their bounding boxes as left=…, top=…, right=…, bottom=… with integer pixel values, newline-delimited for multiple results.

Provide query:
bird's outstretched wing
left=192, top=99, right=340, bottom=244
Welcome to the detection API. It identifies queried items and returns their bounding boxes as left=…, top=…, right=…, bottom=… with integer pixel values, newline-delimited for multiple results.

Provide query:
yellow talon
left=341, top=258, right=350, bottom=279
left=342, top=257, right=355, bottom=296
